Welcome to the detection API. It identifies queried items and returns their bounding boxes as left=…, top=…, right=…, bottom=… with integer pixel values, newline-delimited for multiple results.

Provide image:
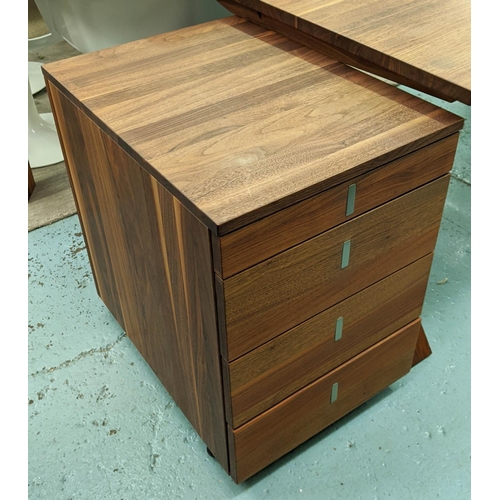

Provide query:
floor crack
left=450, top=173, right=471, bottom=186
left=29, top=332, right=127, bottom=377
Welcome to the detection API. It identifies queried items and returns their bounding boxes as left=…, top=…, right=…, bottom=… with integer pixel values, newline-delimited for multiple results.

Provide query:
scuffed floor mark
left=149, top=411, right=163, bottom=472
left=29, top=332, right=126, bottom=378
left=150, top=452, right=160, bottom=471
left=70, top=245, right=87, bottom=256
left=96, top=385, right=116, bottom=403
left=437, top=426, right=447, bottom=436
left=148, top=400, right=175, bottom=472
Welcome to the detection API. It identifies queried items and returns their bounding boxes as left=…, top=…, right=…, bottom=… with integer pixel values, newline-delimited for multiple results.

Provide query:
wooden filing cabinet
left=42, top=17, right=464, bottom=483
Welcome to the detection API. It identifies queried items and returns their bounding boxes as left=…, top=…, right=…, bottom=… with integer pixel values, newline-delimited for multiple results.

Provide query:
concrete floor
left=28, top=86, right=470, bottom=498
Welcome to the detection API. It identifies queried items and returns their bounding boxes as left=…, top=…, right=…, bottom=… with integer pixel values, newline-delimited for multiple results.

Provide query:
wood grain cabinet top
left=43, top=17, right=463, bottom=237
left=220, top=0, right=471, bottom=104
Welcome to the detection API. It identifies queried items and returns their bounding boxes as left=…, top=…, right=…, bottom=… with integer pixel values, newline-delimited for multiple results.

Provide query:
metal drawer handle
left=341, top=240, right=351, bottom=269
left=335, top=317, right=343, bottom=341
left=346, top=183, right=356, bottom=216
left=331, top=382, right=339, bottom=403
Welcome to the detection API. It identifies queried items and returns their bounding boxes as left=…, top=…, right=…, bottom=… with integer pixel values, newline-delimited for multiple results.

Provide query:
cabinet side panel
left=48, top=83, right=229, bottom=472
left=151, top=180, right=229, bottom=471
left=47, top=81, right=125, bottom=328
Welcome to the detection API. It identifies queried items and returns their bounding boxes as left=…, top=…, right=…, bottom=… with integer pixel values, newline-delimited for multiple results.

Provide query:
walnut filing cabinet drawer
left=228, top=319, right=421, bottom=483
left=217, top=176, right=449, bottom=362
left=42, top=17, right=464, bottom=484
left=213, top=135, right=458, bottom=280
left=223, top=254, right=434, bottom=428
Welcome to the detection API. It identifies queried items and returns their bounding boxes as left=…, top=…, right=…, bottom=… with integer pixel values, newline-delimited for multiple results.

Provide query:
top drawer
left=213, top=135, right=458, bottom=278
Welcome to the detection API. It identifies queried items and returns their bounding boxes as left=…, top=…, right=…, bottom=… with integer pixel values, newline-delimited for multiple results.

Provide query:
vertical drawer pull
left=330, top=382, right=339, bottom=403
left=341, top=240, right=351, bottom=269
left=346, top=183, right=356, bottom=216
left=335, top=317, right=343, bottom=341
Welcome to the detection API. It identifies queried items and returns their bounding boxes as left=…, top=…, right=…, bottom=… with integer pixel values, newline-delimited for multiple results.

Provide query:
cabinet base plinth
left=412, top=325, right=432, bottom=366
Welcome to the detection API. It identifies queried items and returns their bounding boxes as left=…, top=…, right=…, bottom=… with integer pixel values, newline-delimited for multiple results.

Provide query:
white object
left=28, top=4, right=65, bottom=168
left=29, top=3, right=64, bottom=94
left=29, top=62, right=46, bottom=94
left=28, top=30, right=63, bottom=52
left=28, top=81, right=64, bottom=168
left=34, top=0, right=230, bottom=53
left=27, top=0, right=229, bottom=168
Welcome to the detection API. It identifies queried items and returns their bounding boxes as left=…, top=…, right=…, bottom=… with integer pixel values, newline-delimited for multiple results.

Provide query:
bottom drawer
left=228, top=319, right=421, bottom=483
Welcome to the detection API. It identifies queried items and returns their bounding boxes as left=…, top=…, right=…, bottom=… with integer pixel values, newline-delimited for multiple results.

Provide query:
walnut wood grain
left=219, top=175, right=449, bottom=361
left=218, top=0, right=465, bottom=103
left=412, top=323, right=433, bottom=366
left=216, top=134, right=458, bottom=278
left=228, top=319, right=421, bottom=483
left=28, top=163, right=36, bottom=199
left=47, top=83, right=229, bottom=472
left=42, top=18, right=463, bottom=236
left=225, top=254, right=433, bottom=428
left=220, top=0, right=471, bottom=104
left=41, top=16, right=462, bottom=483
left=46, top=82, right=123, bottom=327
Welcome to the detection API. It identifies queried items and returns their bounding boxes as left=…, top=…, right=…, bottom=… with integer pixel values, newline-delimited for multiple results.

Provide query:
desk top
left=221, top=0, right=471, bottom=104
left=43, top=17, right=462, bottom=234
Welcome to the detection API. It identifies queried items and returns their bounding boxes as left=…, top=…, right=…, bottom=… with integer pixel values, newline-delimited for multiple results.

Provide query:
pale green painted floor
left=28, top=92, right=470, bottom=499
